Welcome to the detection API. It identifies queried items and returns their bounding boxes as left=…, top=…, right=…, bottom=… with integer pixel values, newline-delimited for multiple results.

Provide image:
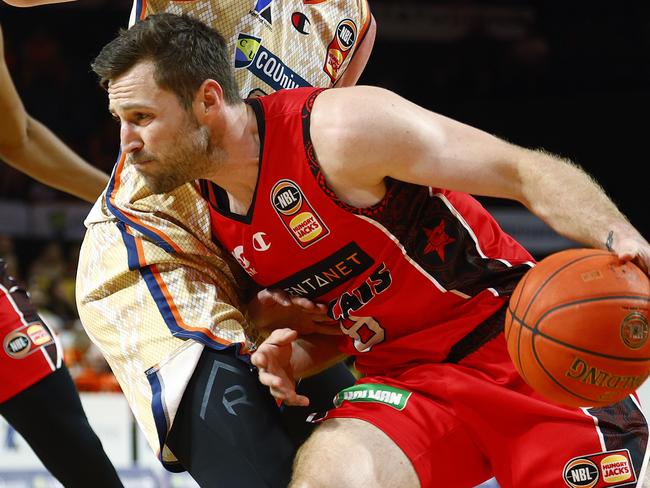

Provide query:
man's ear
left=195, top=79, right=224, bottom=120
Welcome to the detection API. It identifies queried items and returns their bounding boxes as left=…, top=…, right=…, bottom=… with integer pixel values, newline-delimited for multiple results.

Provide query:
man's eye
left=135, top=113, right=150, bottom=122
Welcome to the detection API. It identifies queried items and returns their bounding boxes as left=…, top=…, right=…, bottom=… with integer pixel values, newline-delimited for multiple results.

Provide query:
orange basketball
left=505, top=248, right=650, bottom=408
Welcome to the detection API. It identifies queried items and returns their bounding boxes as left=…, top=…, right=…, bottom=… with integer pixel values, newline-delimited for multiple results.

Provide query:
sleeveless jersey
left=78, top=1, right=370, bottom=467
left=201, top=88, right=536, bottom=375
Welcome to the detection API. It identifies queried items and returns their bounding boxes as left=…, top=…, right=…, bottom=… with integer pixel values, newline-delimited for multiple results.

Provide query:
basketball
left=505, top=248, right=650, bottom=408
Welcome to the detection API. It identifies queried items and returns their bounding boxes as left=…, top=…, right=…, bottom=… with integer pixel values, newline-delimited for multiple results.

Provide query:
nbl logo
left=272, top=181, right=302, bottom=215
left=3, top=322, right=54, bottom=359
left=564, top=459, right=599, bottom=488
left=336, top=20, right=357, bottom=51
left=270, top=180, right=329, bottom=248
left=6, top=334, right=29, bottom=357
left=323, top=18, right=357, bottom=82
left=562, top=449, right=635, bottom=488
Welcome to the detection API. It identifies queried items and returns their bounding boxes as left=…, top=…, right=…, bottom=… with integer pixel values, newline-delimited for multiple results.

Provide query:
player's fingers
left=613, top=243, right=650, bottom=275
left=291, top=300, right=331, bottom=318
left=250, top=350, right=267, bottom=369
left=633, top=255, right=650, bottom=275
left=257, top=369, right=284, bottom=388
left=266, top=377, right=299, bottom=401
left=289, top=296, right=318, bottom=310
left=266, top=327, right=299, bottom=345
left=310, top=316, right=338, bottom=324
left=268, top=288, right=293, bottom=306
left=284, top=393, right=310, bottom=407
left=257, top=288, right=291, bottom=307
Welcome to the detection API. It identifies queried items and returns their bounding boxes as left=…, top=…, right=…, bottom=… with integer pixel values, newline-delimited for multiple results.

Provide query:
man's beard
left=129, top=119, right=217, bottom=194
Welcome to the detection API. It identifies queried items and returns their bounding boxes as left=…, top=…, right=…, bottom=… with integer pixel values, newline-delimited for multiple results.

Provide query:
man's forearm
left=519, top=148, right=645, bottom=250
left=0, top=116, right=109, bottom=203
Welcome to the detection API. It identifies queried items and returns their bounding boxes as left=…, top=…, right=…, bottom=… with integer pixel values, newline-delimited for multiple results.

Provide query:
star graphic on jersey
left=423, top=220, right=456, bottom=260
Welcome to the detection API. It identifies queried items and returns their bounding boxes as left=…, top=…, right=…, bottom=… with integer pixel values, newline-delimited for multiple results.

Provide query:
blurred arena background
left=0, top=0, right=648, bottom=486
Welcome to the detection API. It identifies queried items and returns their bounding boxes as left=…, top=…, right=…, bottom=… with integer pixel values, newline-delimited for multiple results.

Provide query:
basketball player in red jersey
left=0, top=24, right=123, bottom=487
left=93, top=14, right=650, bottom=488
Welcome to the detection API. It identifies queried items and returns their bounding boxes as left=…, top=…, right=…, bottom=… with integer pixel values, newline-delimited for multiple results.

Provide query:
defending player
left=0, top=24, right=122, bottom=487
left=0, top=1, right=376, bottom=486
left=92, top=14, right=650, bottom=488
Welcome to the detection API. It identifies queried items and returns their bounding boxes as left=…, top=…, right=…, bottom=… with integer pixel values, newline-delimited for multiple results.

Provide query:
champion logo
left=252, top=232, right=272, bottom=251
left=291, top=12, right=310, bottom=35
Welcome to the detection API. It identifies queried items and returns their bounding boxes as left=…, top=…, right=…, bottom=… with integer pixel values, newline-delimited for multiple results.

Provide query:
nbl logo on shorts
left=563, top=449, right=636, bottom=488
left=5, top=333, right=30, bottom=357
left=564, top=459, right=600, bottom=488
left=3, top=322, right=54, bottom=359
left=270, top=179, right=329, bottom=248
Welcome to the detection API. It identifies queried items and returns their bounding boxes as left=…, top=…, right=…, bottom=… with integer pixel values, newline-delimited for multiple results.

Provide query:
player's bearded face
left=127, top=111, right=218, bottom=194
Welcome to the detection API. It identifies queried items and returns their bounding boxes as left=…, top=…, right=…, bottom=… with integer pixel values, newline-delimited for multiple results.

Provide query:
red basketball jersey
left=201, top=88, right=535, bottom=375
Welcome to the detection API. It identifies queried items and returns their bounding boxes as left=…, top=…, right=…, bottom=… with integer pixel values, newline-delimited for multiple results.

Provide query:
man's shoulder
left=251, top=87, right=327, bottom=114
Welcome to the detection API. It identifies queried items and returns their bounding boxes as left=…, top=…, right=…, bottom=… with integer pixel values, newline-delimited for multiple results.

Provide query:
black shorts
left=167, top=346, right=354, bottom=488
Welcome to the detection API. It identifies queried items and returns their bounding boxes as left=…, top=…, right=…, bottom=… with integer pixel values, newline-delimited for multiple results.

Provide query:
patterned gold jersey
left=129, top=0, right=372, bottom=96
left=77, top=0, right=371, bottom=469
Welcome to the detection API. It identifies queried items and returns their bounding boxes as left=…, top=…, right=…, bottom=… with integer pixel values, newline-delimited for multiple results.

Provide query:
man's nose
left=120, top=123, right=143, bottom=154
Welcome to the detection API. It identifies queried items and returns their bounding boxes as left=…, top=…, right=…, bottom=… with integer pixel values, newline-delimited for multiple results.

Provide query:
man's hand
left=251, top=328, right=310, bottom=407
left=248, top=288, right=340, bottom=336
left=608, top=231, right=650, bottom=276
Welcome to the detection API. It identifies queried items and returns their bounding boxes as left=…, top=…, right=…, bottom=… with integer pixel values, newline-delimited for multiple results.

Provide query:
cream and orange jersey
left=78, top=0, right=371, bottom=468
left=129, top=0, right=372, bottom=96
left=77, top=184, right=251, bottom=467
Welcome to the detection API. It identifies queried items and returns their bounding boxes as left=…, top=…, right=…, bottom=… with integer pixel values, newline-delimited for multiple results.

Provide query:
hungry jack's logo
left=270, top=179, right=329, bottom=248
left=323, top=19, right=357, bottom=82
left=3, top=322, right=54, bottom=359
left=563, top=449, right=636, bottom=488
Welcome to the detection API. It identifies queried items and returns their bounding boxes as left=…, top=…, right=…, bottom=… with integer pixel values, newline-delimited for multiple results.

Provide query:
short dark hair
left=92, top=13, right=240, bottom=108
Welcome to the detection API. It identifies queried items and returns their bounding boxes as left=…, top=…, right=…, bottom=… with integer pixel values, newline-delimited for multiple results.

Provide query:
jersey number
left=343, top=315, right=385, bottom=353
